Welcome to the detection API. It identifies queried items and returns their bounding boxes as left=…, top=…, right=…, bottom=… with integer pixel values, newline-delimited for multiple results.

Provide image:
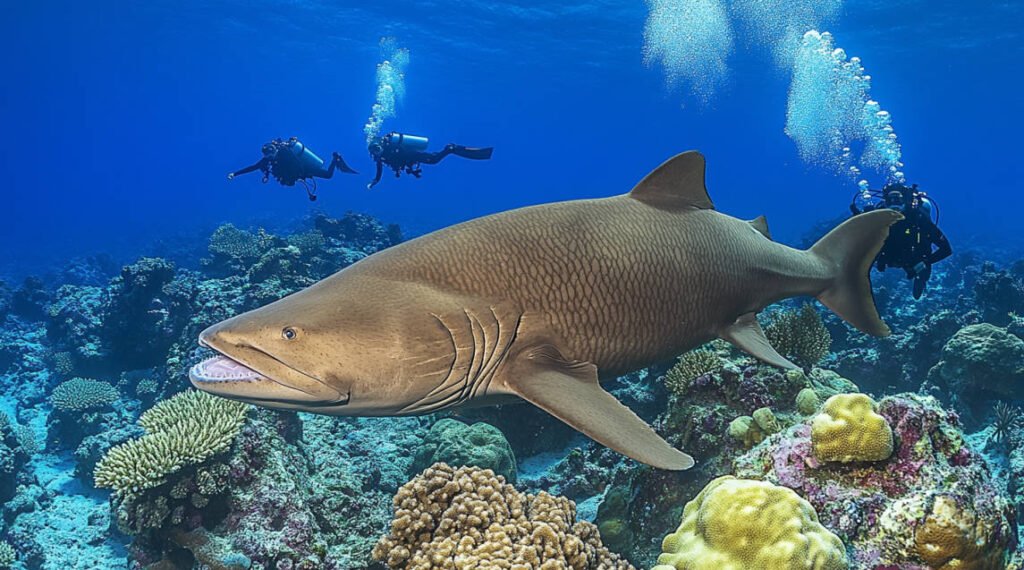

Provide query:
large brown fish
left=190, top=151, right=900, bottom=470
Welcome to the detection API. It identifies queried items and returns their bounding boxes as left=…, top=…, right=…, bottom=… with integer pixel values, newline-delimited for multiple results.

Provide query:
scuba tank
left=384, top=132, right=430, bottom=152
left=917, top=194, right=940, bottom=225
left=285, top=139, right=325, bottom=172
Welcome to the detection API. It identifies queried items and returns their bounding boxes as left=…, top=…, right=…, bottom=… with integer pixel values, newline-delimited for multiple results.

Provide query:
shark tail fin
left=810, top=210, right=903, bottom=337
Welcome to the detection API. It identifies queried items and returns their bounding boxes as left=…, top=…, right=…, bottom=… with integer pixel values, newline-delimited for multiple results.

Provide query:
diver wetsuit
left=229, top=138, right=357, bottom=201
left=367, top=133, right=493, bottom=189
left=851, top=186, right=952, bottom=299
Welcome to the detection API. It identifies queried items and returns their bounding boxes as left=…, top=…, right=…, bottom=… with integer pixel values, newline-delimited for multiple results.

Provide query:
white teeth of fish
left=190, top=356, right=263, bottom=383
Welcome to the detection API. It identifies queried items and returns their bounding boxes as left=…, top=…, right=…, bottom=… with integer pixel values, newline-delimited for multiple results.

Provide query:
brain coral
left=372, top=463, right=634, bottom=570
left=50, top=377, right=119, bottom=411
left=94, top=390, right=249, bottom=497
left=811, top=393, right=894, bottom=463
left=411, top=419, right=517, bottom=483
left=652, top=476, right=847, bottom=570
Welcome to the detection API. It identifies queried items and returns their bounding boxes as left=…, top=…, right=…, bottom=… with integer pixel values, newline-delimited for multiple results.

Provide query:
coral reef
left=373, top=463, right=633, bottom=570
left=929, top=323, right=1024, bottom=403
left=764, top=303, right=832, bottom=369
left=0, top=541, right=15, bottom=568
left=412, top=418, right=518, bottom=483
left=663, top=348, right=722, bottom=396
left=94, top=390, right=249, bottom=498
left=651, top=476, right=847, bottom=570
left=811, top=393, right=894, bottom=463
left=734, top=393, right=1018, bottom=568
left=50, top=377, right=119, bottom=412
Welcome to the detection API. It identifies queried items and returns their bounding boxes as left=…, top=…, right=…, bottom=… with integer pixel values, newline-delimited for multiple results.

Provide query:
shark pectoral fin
left=502, top=344, right=694, bottom=471
left=721, top=312, right=799, bottom=369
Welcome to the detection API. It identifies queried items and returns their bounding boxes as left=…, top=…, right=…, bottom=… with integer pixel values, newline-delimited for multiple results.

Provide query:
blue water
left=1, top=1, right=1020, bottom=276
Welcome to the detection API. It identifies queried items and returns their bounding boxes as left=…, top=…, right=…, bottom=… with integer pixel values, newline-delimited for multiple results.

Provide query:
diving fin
left=451, top=146, right=494, bottom=160
left=500, top=344, right=694, bottom=471
left=721, top=312, right=798, bottom=369
left=334, top=154, right=359, bottom=174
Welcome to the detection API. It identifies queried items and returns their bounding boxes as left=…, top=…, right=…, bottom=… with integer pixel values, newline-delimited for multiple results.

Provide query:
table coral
left=50, top=377, right=119, bottom=412
left=651, top=476, right=847, bottom=570
left=811, top=393, right=894, bottom=463
left=734, top=393, right=1018, bottom=569
left=373, top=463, right=633, bottom=570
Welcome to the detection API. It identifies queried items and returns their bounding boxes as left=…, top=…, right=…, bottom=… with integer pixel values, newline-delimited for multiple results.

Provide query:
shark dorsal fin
left=629, top=151, right=714, bottom=210
left=748, top=215, right=771, bottom=239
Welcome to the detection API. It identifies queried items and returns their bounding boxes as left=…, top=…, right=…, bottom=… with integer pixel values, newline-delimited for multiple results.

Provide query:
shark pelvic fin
left=629, top=151, right=714, bottom=211
left=748, top=215, right=771, bottom=239
left=721, top=312, right=799, bottom=369
left=502, top=344, right=694, bottom=471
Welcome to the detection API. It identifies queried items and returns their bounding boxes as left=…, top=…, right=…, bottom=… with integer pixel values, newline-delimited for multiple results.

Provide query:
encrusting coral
left=50, top=377, right=119, bottom=412
left=94, top=389, right=249, bottom=498
left=811, top=393, right=894, bottom=463
left=372, top=463, right=634, bottom=570
left=652, top=475, right=847, bottom=570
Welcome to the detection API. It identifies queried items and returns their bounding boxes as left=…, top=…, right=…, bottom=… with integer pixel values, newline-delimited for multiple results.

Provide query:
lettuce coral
left=811, top=393, right=894, bottom=463
left=652, top=476, right=847, bottom=570
left=373, top=463, right=633, bottom=570
left=94, top=390, right=249, bottom=498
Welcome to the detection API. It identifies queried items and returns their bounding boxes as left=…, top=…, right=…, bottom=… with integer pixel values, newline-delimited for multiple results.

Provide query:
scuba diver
left=367, top=132, right=493, bottom=189
left=228, top=137, right=357, bottom=201
left=850, top=183, right=952, bottom=299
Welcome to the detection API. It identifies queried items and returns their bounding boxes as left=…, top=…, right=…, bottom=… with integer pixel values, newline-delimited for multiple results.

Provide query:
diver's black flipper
left=334, top=154, right=358, bottom=174
left=451, top=146, right=494, bottom=160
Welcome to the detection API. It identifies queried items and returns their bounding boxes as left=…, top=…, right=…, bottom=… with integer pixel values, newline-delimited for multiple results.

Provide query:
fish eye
left=282, top=327, right=298, bottom=341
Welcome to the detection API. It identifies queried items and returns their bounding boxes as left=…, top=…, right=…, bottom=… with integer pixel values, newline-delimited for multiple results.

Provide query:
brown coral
left=373, top=463, right=634, bottom=570
left=914, top=495, right=1006, bottom=570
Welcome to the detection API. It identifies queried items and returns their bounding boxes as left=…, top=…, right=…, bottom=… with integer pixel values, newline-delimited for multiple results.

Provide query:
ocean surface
left=0, top=1, right=1022, bottom=569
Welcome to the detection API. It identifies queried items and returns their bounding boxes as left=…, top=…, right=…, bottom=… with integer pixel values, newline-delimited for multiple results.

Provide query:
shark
left=190, top=151, right=900, bottom=470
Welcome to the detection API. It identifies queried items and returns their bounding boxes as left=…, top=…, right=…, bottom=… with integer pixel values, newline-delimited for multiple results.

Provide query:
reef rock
left=929, top=323, right=1024, bottom=403
left=733, top=393, right=1018, bottom=569
left=411, top=418, right=517, bottom=483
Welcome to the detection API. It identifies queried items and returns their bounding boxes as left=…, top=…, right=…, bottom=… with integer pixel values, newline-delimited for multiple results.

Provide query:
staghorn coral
left=764, top=303, right=832, bottom=369
left=372, top=463, right=633, bottom=570
left=94, top=390, right=249, bottom=498
left=664, top=348, right=722, bottom=395
left=652, top=476, right=847, bottom=570
left=50, top=377, right=119, bottom=412
left=811, top=393, right=894, bottom=463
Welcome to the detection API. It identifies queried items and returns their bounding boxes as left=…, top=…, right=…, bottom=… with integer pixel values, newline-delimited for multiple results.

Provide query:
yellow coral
left=373, top=463, right=633, bottom=570
left=94, top=390, right=249, bottom=498
left=652, top=476, right=847, bottom=570
left=914, top=495, right=1006, bottom=570
left=811, top=393, right=894, bottom=463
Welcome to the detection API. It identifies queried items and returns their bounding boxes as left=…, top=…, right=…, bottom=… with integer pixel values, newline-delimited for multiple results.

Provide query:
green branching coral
left=764, top=303, right=832, bottom=369
left=51, top=378, right=120, bottom=412
left=0, top=541, right=14, bottom=569
left=665, top=348, right=722, bottom=395
left=94, top=390, right=249, bottom=498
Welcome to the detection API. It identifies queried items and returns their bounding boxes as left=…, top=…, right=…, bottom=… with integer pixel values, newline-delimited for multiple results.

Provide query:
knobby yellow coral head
left=653, top=476, right=847, bottom=570
left=811, top=393, right=894, bottom=463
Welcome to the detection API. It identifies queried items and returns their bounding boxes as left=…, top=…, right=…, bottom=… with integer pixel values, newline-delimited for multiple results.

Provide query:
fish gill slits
left=399, top=306, right=521, bottom=414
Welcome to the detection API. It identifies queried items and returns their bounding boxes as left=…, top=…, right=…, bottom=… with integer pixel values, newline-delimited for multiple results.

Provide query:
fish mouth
left=189, top=338, right=350, bottom=408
